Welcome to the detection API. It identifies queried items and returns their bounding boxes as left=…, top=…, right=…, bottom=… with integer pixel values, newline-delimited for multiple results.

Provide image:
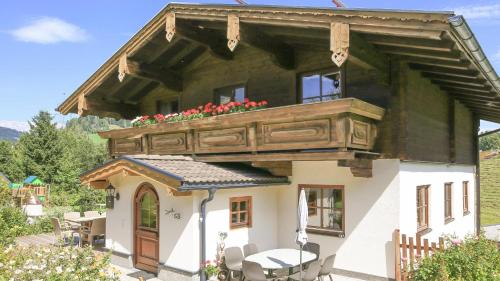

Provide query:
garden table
left=244, top=248, right=317, bottom=276
left=65, top=215, right=106, bottom=246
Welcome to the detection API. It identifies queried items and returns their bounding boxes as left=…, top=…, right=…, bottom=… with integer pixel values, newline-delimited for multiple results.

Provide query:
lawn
left=481, top=155, right=500, bottom=226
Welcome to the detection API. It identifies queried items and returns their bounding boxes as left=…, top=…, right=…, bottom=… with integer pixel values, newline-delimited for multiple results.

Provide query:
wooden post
left=401, top=234, right=408, bottom=280
left=393, top=229, right=402, bottom=281
left=423, top=239, right=429, bottom=257
left=439, top=237, right=445, bottom=251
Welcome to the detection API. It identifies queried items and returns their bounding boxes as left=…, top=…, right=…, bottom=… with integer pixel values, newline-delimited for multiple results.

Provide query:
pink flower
left=451, top=239, right=462, bottom=246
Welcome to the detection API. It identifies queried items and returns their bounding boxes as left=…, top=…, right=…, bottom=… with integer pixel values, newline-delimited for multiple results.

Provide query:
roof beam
left=173, top=24, right=234, bottom=61
left=423, top=73, right=485, bottom=85
left=364, top=34, right=455, bottom=52
left=80, top=98, right=139, bottom=119
left=240, top=25, right=295, bottom=69
left=377, top=45, right=462, bottom=62
left=118, top=55, right=182, bottom=92
left=399, top=56, right=471, bottom=70
left=439, top=83, right=492, bottom=93
left=349, top=33, right=389, bottom=80
left=409, top=64, right=480, bottom=78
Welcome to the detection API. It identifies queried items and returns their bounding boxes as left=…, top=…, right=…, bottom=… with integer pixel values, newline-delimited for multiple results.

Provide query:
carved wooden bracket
left=117, top=54, right=182, bottom=91
left=330, top=23, right=350, bottom=67
left=77, top=94, right=88, bottom=115
left=338, top=159, right=372, bottom=178
left=118, top=54, right=129, bottom=83
left=227, top=14, right=240, bottom=52
left=165, top=12, right=176, bottom=42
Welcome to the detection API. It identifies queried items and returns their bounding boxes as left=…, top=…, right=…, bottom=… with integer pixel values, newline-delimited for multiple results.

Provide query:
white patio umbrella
left=296, top=187, right=309, bottom=281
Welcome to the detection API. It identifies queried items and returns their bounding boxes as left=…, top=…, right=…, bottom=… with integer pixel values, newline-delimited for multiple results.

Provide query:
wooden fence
left=393, top=229, right=445, bottom=281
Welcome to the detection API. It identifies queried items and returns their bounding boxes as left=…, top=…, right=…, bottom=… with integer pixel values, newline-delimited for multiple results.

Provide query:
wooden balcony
left=99, top=98, right=384, bottom=162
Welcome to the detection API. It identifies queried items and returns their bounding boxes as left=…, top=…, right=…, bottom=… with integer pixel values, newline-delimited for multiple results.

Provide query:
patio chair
left=243, top=243, right=259, bottom=257
left=80, top=217, right=106, bottom=246
left=224, top=247, right=244, bottom=281
left=84, top=210, right=99, bottom=217
left=51, top=217, right=78, bottom=245
left=63, top=211, right=81, bottom=230
left=318, top=254, right=336, bottom=281
left=303, top=242, right=320, bottom=261
left=287, top=260, right=321, bottom=281
left=242, top=261, right=275, bottom=281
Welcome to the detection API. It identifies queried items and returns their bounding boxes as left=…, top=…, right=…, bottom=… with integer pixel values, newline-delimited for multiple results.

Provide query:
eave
left=56, top=3, right=500, bottom=123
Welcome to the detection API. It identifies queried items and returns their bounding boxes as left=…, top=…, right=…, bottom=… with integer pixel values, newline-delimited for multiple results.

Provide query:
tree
left=0, top=141, right=24, bottom=181
left=53, top=127, right=107, bottom=192
left=18, top=111, right=61, bottom=183
left=479, top=132, right=500, bottom=151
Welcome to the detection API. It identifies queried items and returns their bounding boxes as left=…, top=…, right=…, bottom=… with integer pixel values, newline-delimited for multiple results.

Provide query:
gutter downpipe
left=200, top=188, right=217, bottom=281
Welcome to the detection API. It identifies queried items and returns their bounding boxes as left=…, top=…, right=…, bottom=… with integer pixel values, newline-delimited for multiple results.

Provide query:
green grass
left=481, top=155, right=500, bottom=226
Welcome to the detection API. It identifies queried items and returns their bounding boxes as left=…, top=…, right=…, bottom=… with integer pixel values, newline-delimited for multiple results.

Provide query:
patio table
left=65, top=215, right=106, bottom=246
left=245, top=248, right=317, bottom=276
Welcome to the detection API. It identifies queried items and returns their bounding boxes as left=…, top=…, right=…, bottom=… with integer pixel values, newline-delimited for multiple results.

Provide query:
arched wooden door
left=134, top=184, right=159, bottom=272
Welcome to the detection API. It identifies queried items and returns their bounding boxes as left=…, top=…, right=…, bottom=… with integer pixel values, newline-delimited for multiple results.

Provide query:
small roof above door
left=80, top=154, right=289, bottom=192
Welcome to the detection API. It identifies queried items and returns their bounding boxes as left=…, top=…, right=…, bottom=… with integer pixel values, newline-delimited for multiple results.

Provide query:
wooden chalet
left=57, top=4, right=499, bottom=281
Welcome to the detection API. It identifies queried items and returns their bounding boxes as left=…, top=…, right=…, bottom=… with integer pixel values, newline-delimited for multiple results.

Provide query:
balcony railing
left=99, top=98, right=385, bottom=159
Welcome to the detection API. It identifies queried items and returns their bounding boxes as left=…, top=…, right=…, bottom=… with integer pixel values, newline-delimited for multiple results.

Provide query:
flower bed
left=132, top=99, right=268, bottom=127
left=0, top=244, right=120, bottom=280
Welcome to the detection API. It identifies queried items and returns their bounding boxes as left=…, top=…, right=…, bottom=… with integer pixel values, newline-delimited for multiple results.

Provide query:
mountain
left=0, top=126, right=22, bottom=141
left=0, top=120, right=29, bottom=132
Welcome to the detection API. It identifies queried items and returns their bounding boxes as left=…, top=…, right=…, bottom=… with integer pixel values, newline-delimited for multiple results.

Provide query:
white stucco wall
left=103, top=160, right=476, bottom=279
left=105, top=175, right=199, bottom=272
left=277, top=160, right=401, bottom=279
left=202, top=186, right=283, bottom=263
left=399, top=162, right=476, bottom=242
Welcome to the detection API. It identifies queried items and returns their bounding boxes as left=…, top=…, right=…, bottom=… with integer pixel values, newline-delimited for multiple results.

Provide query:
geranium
left=131, top=99, right=269, bottom=127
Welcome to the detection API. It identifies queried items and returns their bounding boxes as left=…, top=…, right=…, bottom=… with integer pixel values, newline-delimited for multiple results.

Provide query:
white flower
left=14, top=269, right=21, bottom=274
left=56, top=266, right=63, bottom=273
left=0, top=262, right=3, bottom=268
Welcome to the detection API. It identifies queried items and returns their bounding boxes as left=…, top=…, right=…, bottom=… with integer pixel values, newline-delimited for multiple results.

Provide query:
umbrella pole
left=300, top=244, right=303, bottom=281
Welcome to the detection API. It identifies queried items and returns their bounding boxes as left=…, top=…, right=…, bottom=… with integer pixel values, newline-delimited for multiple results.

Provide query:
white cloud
left=0, top=120, right=30, bottom=132
left=453, top=3, right=500, bottom=19
left=11, top=17, right=89, bottom=44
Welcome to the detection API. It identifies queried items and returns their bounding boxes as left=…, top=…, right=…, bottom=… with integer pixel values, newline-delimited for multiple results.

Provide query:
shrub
left=0, top=244, right=120, bottom=280
left=413, top=235, right=500, bottom=281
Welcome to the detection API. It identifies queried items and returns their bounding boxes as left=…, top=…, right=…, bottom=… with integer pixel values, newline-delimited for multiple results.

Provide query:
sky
left=0, top=0, right=500, bottom=131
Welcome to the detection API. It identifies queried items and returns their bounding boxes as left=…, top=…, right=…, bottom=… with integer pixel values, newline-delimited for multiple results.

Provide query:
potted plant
left=202, top=260, right=220, bottom=281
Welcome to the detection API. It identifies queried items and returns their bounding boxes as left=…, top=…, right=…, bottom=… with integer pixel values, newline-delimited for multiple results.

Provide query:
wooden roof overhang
left=56, top=3, right=500, bottom=123
left=80, top=155, right=290, bottom=193
left=80, top=158, right=185, bottom=194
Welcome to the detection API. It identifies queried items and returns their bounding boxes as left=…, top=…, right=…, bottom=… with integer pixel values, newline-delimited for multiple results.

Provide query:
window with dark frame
left=229, top=196, right=252, bottom=229
left=417, top=185, right=429, bottom=232
left=444, top=183, right=453, bottom=222
left=300, top=185, right=344, bottom=235
left=463, top=181, right=469, bottom=215
left=156, top=100, right=179, bottom=115
left=214, top=85, right=246, bottom=105
left=300, top=70, right=342, bottom=104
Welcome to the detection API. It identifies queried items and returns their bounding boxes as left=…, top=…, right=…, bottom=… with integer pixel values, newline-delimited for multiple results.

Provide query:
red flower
left=261, top=100, right=268, bottom=106
left=244, top=98, right=249, bottom=103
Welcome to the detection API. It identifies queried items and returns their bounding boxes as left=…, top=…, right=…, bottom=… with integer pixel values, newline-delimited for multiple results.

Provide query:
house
left=56, top=3, right=500, bottom=281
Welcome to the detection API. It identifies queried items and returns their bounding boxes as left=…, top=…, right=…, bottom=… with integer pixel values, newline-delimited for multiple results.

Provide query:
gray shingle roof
left=87, top=155, right=289, bottom=190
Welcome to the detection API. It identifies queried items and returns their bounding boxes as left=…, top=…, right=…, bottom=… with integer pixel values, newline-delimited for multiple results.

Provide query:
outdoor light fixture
left=105, top=184, right=120, bottom=209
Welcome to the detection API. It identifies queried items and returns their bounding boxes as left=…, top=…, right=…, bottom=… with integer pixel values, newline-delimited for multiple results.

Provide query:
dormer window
left=214, top=84, right=246, bottom=105
left=300, top=70, right=342, bottom=103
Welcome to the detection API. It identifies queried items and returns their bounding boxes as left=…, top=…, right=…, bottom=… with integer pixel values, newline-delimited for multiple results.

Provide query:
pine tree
left=18, top=111, right=61, bottom=183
